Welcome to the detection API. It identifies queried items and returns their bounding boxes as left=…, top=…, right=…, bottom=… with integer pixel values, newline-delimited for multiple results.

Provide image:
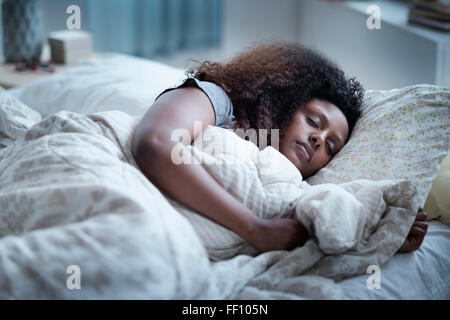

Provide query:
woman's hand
left=397, top=207, right=428, bottom=253
left=248, top=217, right=309, bottom=253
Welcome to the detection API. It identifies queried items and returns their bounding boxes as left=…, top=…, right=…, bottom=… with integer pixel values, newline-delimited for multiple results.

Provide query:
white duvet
left=0, top=89, right=418, bottom=299
left=174, top=126, right=417, bottom=261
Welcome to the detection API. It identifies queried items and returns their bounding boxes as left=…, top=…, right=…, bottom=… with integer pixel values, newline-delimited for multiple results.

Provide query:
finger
left=409, top=225, right=426, bottom=237
left=410, top=227, right=426, bottom=249
left=413, top=221, right=428, bottom=233
left=405, top=237, right=421, bottom=252
left=397, top=241, right=409, bottom=253
left=416, top=209, right=427, bottom=221
left=403, top=228, right=425, bottom=252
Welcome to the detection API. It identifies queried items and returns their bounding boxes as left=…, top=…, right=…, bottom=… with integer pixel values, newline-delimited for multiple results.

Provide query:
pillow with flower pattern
left=307, top=84, right=449, bottom=219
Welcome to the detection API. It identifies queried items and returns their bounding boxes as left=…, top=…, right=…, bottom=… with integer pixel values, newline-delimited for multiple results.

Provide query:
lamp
left=2, top=0, right=44, bottom=63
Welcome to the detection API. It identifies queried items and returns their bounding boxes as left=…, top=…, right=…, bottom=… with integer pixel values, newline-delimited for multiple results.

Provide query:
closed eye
left=308, top=117, right=336, bottom=156
left=326, top=141, right=333, bottom=155
left=329, top=140, right=343, bottom=157
left=307, top=117, right=319, bottom=129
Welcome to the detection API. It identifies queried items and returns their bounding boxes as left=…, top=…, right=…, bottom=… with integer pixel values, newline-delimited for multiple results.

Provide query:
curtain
left=85, top=0, right=222, bottom=58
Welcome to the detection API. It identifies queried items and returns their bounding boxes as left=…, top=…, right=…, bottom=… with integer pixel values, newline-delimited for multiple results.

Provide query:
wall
left=296, top=0, right=438, bottom=90
left=2, top=0, right=441, bottom=90
left=39, top=0, right=88, bottom=36
left=152, top=0, right=299, bottom=68
left=221, top=0, right=299, bottom=59
left=2, top=0, right=299, bottom=66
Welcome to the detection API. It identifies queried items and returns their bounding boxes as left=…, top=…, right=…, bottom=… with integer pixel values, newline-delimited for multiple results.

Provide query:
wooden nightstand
left=0, top=61, right=70, bottom=89
left=0, top=52, right=102, bottom=89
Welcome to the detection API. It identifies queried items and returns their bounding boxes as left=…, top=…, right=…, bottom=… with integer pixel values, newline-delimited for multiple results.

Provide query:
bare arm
left=132, top=87, right=307, bottom=252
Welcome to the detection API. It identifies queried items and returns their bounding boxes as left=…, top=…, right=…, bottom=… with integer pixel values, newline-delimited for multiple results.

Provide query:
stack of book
left=408, top=0, right=450, bottom=31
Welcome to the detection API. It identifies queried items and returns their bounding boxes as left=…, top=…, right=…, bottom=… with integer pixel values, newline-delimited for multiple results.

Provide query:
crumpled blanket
left=0, top=90, right=418, bottom=299
left=173, top=126, right=418, bottom=261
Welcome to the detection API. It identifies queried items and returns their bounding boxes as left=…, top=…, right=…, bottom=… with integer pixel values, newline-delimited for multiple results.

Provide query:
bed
left=1, top=53, right=449, bottom=299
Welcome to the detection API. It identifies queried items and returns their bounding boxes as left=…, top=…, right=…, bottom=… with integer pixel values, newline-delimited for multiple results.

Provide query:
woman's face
left=279, top=98, right=349, bottom=179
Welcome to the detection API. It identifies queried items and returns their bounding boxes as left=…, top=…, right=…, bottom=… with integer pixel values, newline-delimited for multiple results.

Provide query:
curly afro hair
left=186, top=41, right=364, bottom=142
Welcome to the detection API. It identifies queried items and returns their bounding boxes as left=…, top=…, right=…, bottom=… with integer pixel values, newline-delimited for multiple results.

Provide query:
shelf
left=344, top=0, right=450, bottom=44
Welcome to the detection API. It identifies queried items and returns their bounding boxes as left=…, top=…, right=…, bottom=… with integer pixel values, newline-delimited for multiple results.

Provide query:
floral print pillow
left=307, top=84, right=449, bottom=208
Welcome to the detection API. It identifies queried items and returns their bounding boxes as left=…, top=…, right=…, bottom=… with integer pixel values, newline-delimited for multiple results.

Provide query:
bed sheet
left=338, top=220, right=450, bottom=299
left=7, top=53, right=186, bottom=118
left=6, top=86, right=23, bottom=98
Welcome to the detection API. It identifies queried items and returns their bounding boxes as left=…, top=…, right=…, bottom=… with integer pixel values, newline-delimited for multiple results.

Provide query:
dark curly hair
left=186, top=41, right=364, bottom=143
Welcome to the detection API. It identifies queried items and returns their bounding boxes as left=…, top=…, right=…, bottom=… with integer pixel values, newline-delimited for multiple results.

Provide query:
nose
left=310, top=132, right=326, bottom=149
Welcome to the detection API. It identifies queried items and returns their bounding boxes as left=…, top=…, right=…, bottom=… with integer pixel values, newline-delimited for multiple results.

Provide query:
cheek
left=295, top=118, right=310, bottom=135
left=285, top=115, right=308, bottom=135
left=311, top=150, right=331, bottom=169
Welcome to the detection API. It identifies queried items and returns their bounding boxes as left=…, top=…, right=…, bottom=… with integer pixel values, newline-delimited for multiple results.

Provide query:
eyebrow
left=309, top=107, right=346, bottom=147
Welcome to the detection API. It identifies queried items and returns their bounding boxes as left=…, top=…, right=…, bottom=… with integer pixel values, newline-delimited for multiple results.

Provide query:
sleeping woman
left=132, top=41, right=427, bottom=254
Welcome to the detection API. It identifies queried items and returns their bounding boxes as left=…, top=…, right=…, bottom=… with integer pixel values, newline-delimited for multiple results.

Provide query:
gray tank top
left=155, top=77, right=235, bottom=129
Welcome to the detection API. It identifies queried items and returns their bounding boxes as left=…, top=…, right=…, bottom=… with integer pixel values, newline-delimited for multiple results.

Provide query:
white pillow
left=307, top=84, right=449, bottom=208
left=14, top=53, right=186, bottom=118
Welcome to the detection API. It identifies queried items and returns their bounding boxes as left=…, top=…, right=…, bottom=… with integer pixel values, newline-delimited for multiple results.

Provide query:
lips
left=295, top=141, right=312, bottom=161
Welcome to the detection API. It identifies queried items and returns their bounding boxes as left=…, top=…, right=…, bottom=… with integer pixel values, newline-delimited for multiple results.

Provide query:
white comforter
left=173, top=126, right=418, bottom=262
left=0, top=89, right=417, bottom=299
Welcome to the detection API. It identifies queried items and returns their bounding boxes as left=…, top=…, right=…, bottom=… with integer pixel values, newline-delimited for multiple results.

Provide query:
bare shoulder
left=154, top=86, right=213, bottom=109
left=141, top=86, right=215, bottom=127
left=133, top=87, right=216, bottom=155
